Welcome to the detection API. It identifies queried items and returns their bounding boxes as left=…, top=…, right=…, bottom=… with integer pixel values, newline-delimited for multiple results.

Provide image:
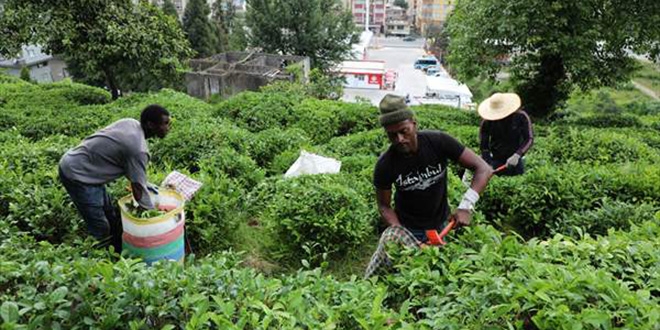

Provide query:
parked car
left=403, top=36, right=416, bottom=42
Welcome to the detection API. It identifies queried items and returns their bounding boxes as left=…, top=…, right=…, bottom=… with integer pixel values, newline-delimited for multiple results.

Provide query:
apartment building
left=415, top=0, right=454, bottom=35
left=149, top=0, right=245, bottom=17
left=351, top=0, right=387, bottom=32
left=385, top=5, right=411, bottom=36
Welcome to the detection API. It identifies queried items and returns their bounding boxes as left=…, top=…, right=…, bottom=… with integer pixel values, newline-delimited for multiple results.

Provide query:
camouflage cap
left=379, top=94, right=414, bottom=126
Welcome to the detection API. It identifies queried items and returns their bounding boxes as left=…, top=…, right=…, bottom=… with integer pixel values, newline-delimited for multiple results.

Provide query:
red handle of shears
left=425, top=217, right=456, bottom=246
left=494, top=164, right=508, bottom=174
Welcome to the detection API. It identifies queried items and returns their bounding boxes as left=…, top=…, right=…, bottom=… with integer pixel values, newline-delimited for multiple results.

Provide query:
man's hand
left=506, top=153, right=521, bottom=167
left=454, top=209, right=472, bottom=227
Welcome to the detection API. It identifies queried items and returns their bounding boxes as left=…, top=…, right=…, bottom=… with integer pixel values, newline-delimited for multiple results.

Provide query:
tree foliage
left=161, top=0, right=179, bottom=19
left=183, top=0, right=221, bottom=58
left=446, top=0, right=660, bottom=117
left=393, top=0, right=408, bottom=11
left=246, top=0, right=359, bottom=70
left=0, top=0, right=193, bottom=99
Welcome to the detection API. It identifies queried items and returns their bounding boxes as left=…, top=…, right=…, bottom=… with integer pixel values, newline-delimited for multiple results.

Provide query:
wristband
left=458, top=188, right=479, bottom=211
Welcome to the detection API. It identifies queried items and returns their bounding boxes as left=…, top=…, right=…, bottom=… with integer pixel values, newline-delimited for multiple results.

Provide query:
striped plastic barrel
left=119, top=189, right=186, bottom=265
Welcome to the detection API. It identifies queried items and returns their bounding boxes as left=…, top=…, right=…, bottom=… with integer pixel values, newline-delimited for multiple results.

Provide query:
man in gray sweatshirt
left=58, top=104, right=171, bottom=252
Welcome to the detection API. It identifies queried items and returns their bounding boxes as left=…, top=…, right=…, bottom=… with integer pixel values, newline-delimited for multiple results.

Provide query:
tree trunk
left=103, top=68, right=120, bottom=100
left=515, top=53, right=568, bottom=118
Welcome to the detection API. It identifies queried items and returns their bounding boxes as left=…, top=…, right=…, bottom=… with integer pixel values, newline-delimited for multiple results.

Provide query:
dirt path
left=632, top=80, right=660, bottom=101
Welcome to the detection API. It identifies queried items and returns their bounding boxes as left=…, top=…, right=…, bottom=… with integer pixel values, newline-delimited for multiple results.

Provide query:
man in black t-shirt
left=373, top=94, right=493, bottom=241
left=478, top=93, right=534, bottom=176
left=365, top=94, right=493, bottom=277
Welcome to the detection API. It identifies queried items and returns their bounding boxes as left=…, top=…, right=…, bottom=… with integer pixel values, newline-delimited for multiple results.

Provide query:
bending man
left=58, top=105, right=171, bottom=252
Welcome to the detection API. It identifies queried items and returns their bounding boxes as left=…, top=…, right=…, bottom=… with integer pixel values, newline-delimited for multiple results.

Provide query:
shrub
left=291, top=98, right=341, bottom=144
left=247, top=128, right=311, bottom=168
left=0, top=235, right=401, bottom=329
left=385, top=220, right=660, bottom=329
left=198, top=147, right=265, bottom=189
left=214, top=91, right=301, bottom=132
left=551, top=199, right=658, bottom=237
left=414, top=105, right=481, bottom=127
left=41, top=80, right=112, bottom=105
left=479, top=163, right=660, bottom=238
left=534, top=127, right=660, bottom=165
left=260, top=174, right=372, bottom=266
left=186, top=171, right=246, bottom=254
left=322, top=129, right=389, bottom=158
left=150, top=119, right=252, bottom=172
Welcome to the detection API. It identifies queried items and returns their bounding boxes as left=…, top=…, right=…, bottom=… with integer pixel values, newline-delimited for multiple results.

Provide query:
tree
left=210, top=0, right=237, bottom=52
left=393, top=0, right=408, bottom=11
left=183, top=0, right=220, bottom=58
left=162, top=0, right=179, bottom=19
left=445, top=0, right=660, bottom=117
left=246, top=0, right=359, bottom=70
left=19, top=66, right=31, bottom=82
left=0, top=0, right=193, bottom=99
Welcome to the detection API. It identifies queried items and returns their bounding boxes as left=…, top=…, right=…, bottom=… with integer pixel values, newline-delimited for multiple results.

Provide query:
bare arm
left=457, top=148, right=493, bottom=193
left=376, top=188, right=402, bottom=227
left=452, top=148, right=493, bottom=226
left=131, top=182, right=143, bottom=204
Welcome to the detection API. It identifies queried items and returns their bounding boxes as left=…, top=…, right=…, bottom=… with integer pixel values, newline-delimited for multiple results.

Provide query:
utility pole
left=365, top=0, right=370, bottom=31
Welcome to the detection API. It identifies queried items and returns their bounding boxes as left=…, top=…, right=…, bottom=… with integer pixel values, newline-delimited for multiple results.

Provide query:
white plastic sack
left=284, top=150, right=341, bottom=178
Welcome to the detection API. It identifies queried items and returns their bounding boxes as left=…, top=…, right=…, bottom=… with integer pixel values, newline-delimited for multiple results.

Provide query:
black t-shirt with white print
left=373, top=131, right=465, bottom=230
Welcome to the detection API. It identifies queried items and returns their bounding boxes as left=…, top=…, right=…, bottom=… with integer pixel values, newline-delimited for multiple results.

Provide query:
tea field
left=1, top=73, right=660, bottom=329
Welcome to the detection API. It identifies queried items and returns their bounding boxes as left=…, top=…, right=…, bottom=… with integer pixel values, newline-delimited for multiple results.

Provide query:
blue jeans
left=58, top=167, right=122, bottom=252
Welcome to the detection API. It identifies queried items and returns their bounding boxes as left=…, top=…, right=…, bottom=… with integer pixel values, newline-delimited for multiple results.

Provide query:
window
left=356, top=74, right=365, bottom=81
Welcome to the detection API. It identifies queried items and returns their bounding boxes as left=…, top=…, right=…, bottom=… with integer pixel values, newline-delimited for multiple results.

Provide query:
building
left=148, top=0, right=245, bottom=17
left=385, top=4, right=411, bottom=36
left=415, top=0, right=455, bottom=35
left=186, top=52, right=310, bottom=99
left=351, top=0, right=387, bottom=32
left=0, top=45, right=68, bottom=83
left=336, top=60, right=387, bottom=89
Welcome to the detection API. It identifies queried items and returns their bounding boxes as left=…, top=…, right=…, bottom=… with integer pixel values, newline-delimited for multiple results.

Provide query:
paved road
left=342, top=36, right=431, bottom=106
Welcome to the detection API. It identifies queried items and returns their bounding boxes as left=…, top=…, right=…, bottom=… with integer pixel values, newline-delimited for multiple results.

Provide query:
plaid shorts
left=364, top=226, right=421, bottom=278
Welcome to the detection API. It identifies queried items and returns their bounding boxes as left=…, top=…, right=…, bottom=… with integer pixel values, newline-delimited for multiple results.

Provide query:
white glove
left=146, top=182, right=160, bottom=195
left=506, top=153, right=521, bottom=167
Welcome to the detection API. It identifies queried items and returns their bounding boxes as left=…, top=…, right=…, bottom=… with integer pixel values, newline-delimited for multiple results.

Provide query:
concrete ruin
left=185, top=52, right=310, bottom=100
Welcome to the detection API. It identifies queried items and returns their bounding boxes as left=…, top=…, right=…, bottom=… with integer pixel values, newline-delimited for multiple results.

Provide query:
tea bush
left=385, top=220, right=660, bottom=329
left=198, top=147, right=265, bottom=189
left=260, top=174, right=373, bottom=266
left=322, top=129, right=388, bottom=157
left=0, top=236, right=405, bottom=329
left=4, top=72, right=660, bottom=328
left=186, top=171, right=246, bottom=253
left=534, top=127, right=660, bottom=164
left=214, top=91, right=301, bottom=132
left=40, top=79, right=112, bottom=105
left=479, top=163, right=660, bottom=237
left=550, top=199, right=658, bottom=237
left=246, top=127, right=310, bottom=168
left=150, top=119, right=251, bottom=172
left=413, top=105, right=481, bottom=127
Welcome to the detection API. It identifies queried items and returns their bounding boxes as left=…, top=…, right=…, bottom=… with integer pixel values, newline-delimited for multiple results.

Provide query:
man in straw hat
left=365, top=94, right=493, bottom=277
left=478, top=92, right=534, bottom=176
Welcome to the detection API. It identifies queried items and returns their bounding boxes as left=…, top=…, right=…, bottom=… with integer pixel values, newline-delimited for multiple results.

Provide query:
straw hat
left=477, top=93, right=521, bottom=120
